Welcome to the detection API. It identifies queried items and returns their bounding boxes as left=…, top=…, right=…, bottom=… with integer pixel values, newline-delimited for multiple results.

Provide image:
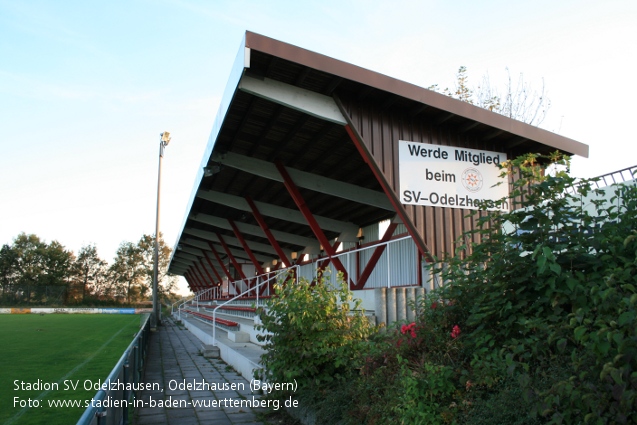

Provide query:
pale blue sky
left=1, top=0, right=635, bottom=294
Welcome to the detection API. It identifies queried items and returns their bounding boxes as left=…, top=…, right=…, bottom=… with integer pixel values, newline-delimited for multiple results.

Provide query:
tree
left=10, top=233, right=47, bottom=287
left=0, top=232, right=177, bottom=305
left=137, top=233, right=177, bottom=301
left=430, top=66, right=550, bottom=126
left=40, top=240, right=74, bottom=288
left=109, top=241, right=146, bottom=304
left=0, top=244, right=19, bottom=296
left=0, top=233, right=74, bottom=304
left=72, top=244, right=107, bottom=300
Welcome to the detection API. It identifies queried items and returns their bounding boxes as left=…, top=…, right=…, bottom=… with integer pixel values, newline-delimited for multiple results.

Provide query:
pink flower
left=431, top=302, right=438, bottom=309
left=451, top=325, right=461, bottom=339
left=400, top=322, right=417, bottom=338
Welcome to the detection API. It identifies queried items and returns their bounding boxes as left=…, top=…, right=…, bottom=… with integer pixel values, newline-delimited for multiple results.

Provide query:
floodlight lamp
left=160, top=131, right=171, bottom=146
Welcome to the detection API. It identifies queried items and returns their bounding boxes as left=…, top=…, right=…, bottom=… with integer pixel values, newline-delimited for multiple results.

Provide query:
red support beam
left=228, top=219, right=265, bottom=275
left=209, top=237, right=241, bottom=296
left=352, top=222, right=399, bottom=290
left=274, top=161, right=351, bottom=285
left=192, top=264, right=209, bottom=289
left=207, top=242, right=233, bottom=280
left=194, top=263, right=211, bottom=300
left=195, top=262, right=212, bottom=287
left=216, top=232, right=248, bottom=281
left=184, top=273, right=196, bottom=292
left=184, top=271, right=196, bottom=291
left=202, top=251, right=224, bottom=284
left=341, top=122, right=433, bottom=262
left=198, top=259, right=216, bottom=285
left=245, top=196, right=291, bottom=266
left=186, top=270, right=203, bottom=292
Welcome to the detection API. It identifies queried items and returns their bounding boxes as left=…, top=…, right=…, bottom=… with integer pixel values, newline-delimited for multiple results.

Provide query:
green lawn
left=0, top=314, right=143, bottom=425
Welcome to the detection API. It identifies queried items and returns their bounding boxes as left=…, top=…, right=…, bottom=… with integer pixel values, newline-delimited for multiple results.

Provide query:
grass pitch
left=0, top=314, right=143, bottom=425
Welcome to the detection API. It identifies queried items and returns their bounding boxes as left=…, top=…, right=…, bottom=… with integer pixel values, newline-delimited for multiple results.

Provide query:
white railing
left=211, top=267, right=297, bottom=346
left=177, top=286, right=223, bottom=320
left=567, top=165, right=637, bottom=193
left=171, top=295, right=194, bottom=317
left=179, top=235, right=419, bottom=328
left=301, top=235, right=413, bottom=288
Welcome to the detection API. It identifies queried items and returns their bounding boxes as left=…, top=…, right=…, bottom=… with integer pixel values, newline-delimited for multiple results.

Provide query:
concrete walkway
left=135, top=319, right=267, bottom=425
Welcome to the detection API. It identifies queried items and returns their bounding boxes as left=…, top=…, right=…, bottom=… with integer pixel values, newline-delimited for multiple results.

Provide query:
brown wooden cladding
left=339, top=96, right=515, bottom=260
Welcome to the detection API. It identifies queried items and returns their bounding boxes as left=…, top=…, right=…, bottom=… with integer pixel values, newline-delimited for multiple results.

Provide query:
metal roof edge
left=244, top=31, right=589, bottom=158
left=168, top=34, right=250, bottom=273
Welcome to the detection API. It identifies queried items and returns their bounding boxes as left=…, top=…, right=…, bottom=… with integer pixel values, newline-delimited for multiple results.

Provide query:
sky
left=1, top=0, right=636, bottom=295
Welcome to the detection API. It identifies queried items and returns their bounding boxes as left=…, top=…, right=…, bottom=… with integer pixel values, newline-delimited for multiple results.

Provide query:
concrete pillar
left=386, top=287, right=397, bottom=325
left=415, top=287, right=426, bottom=317
left=396, top=287, right=406, bottom=322
left=374, top=287, right=387, bottom=327
left=406, top=287, right=416, bottom=322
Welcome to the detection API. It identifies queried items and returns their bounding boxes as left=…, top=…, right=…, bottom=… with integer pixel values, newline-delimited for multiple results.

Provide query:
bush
left=432, top=153, right=637, bottom=423
left=256, top=154, right=637, bottom=424
left=256, top=273, right=375, bottom=396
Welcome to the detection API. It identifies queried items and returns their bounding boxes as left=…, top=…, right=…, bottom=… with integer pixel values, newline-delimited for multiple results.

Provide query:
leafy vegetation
left=256, top=274, right=376, bottom=391
left=258, top=154, right=637, bottom=424
left=0, top=232, right=177, bottom=305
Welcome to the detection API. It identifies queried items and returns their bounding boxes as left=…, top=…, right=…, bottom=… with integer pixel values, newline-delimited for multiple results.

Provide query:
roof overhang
left=168, top=31, right=589, bottom=289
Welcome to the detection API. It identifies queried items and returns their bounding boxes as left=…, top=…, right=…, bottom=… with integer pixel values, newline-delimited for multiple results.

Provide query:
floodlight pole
left=152, top=131, right=171, bottom=330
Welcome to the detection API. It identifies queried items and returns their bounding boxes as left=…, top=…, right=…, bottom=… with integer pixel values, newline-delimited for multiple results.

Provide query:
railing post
left=123, top=357, right=130, bottom=425
left=347, top=248, right=351, bottom=289
left=213, top=307, right=217, bottom=346
left=387, top=243, right=391, bottom=288
left=96, top=407, right=107, bottom=424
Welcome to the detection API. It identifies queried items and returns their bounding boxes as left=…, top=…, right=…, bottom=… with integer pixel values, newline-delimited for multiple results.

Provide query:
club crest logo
left=461, top=168, right=483, bottom=192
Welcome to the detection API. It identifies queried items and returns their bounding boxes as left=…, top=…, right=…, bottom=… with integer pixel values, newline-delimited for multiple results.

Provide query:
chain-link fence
left=0, top=284, right=77, bottom=305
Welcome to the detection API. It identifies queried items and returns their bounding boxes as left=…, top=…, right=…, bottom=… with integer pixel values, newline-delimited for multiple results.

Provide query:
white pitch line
left=6, top=323, right=131, bottom=424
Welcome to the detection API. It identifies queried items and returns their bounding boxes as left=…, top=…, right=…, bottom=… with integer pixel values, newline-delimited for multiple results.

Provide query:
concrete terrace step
left=183, top=309, right=240, bottom=332
left=211, top=296, right=271, bottom=308
left=180, top=310, right=267, bottom=347
left=204, top=305, right=258, bottom=319
left=177, top=313, right=266, bottom=384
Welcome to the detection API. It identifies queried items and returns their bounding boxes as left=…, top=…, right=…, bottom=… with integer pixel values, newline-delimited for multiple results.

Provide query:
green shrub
left=256, top=273, right=375, bottom=395
left=432, top=153, right=637, bottom=423
left=256, top=154, right=637, bottom=424
left=349, top=295, right=468, bottom=424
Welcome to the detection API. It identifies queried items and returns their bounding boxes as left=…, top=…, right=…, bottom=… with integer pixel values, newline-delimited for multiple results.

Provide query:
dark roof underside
left=168, top=32, right=588, bottom=280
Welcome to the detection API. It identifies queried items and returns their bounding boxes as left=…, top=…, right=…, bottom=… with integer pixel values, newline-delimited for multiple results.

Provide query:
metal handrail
left=566, top=165, right=637, bottom=193
left=185, top=234, right=414, bottom=307
left=211, top=267, right=297, bottom=346
left=311, top=235, right=412, bottom=288
left=76, top=314, right=152, bottom=425
left=176, top=286, right=219, bottom=321
left=171, top=295, right=194, bottom=316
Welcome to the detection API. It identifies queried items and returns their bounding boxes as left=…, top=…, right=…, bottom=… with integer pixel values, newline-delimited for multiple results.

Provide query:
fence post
left=123, top=358, right=130, bottom=425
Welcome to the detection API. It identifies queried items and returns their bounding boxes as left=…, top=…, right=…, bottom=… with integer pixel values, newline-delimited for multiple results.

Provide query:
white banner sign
left=398, top=141, right=509, bottom=211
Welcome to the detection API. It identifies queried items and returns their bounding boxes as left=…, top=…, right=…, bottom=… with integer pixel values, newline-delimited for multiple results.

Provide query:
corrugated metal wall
left=358, top=222, right=419, bottom=288
left=288, top=222, right=423, bottom=289
left=341, top=98, right=502, bottom=260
